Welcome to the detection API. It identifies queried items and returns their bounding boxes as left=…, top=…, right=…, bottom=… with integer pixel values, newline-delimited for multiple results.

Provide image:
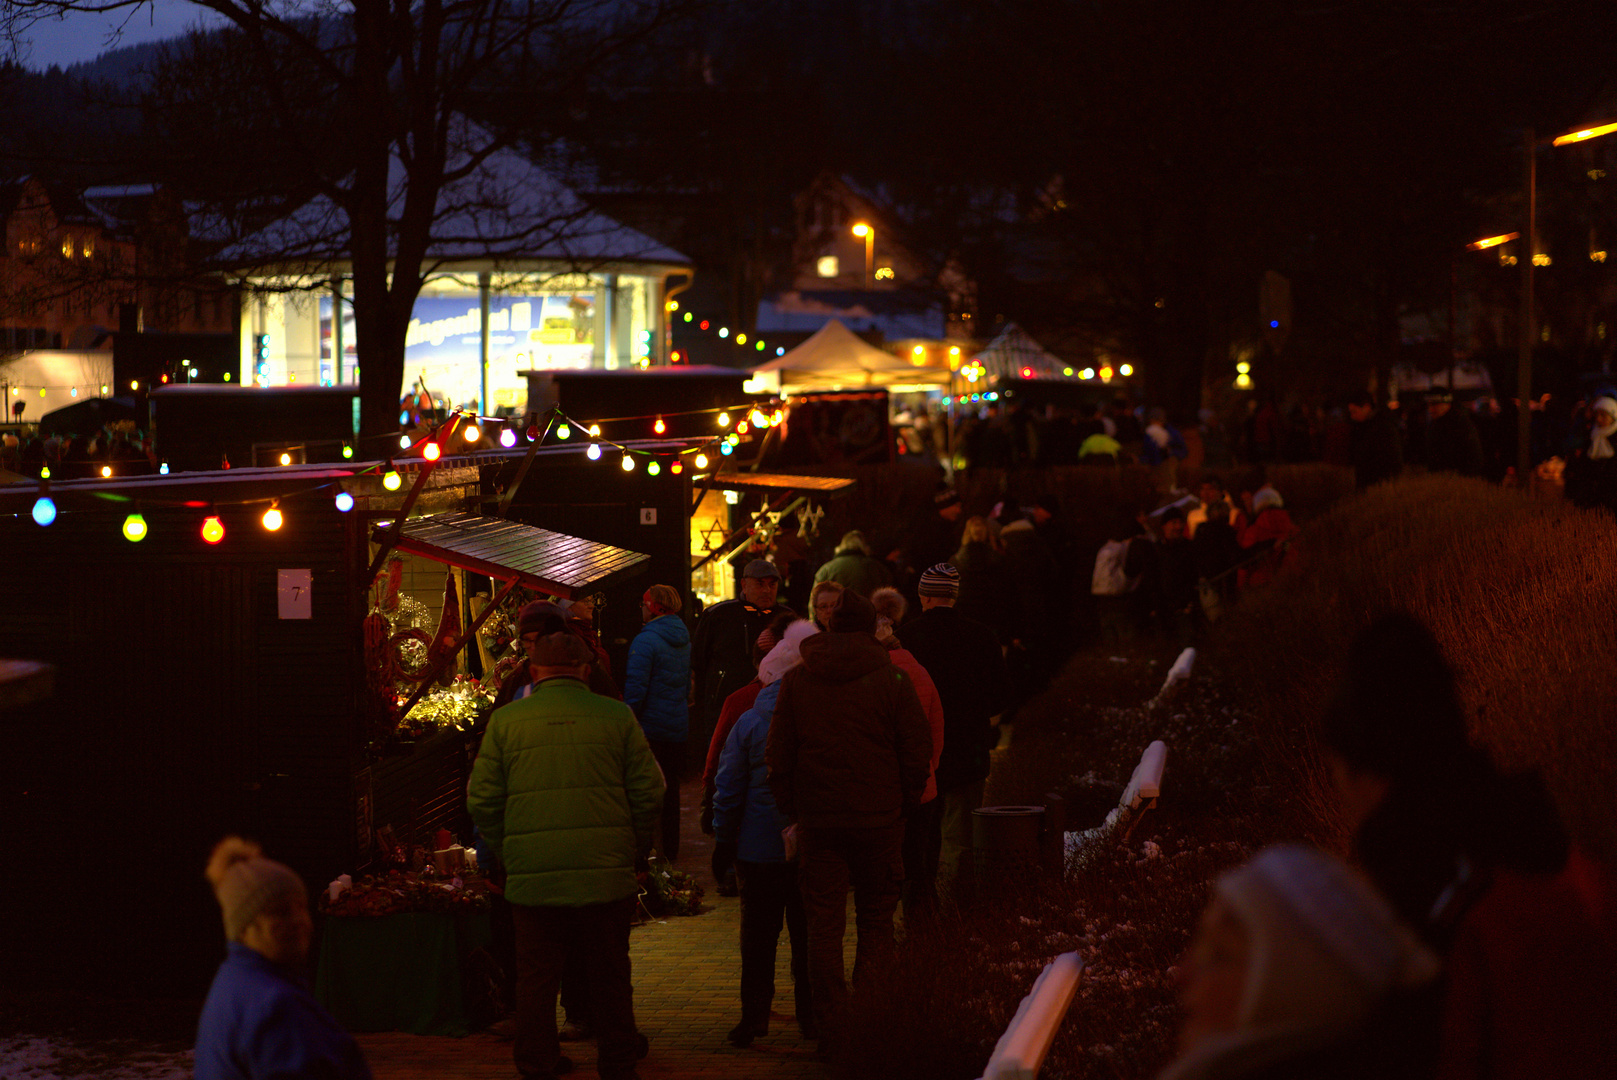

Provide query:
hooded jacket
left=765, top=632, right=932, bottom=828
left=900, top=604, right=1010, bottom=792
left=468, top=676, right=665, bottom=907
left=712, top=679, right=791, bottom=862
left=624, top=613, right=691, bottom=743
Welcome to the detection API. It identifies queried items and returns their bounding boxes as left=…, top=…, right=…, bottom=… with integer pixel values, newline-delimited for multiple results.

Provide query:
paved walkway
left=357, top=779, right=838, bottom=1080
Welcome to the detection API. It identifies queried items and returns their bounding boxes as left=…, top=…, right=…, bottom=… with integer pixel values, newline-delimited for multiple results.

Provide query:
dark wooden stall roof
left=376, top=511, right=650, bottom=599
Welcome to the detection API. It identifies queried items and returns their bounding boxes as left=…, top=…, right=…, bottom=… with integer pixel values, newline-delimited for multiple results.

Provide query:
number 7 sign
left=278, top=569, right=313, bottom=619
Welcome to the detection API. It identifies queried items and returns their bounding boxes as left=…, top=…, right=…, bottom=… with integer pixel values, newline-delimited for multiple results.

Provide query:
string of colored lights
left=22, top=398, right=784, bottom=540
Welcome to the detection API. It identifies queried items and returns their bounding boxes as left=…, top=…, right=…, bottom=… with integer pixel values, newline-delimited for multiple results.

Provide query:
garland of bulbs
left=21, top=397, right=786, bottom=544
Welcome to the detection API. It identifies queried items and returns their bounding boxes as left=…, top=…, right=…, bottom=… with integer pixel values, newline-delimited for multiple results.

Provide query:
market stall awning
left=701, top=472, right=856, bottom=498
left=0, top=659, right=54, bottom=711
left=375, top=512, right=650, bottom=599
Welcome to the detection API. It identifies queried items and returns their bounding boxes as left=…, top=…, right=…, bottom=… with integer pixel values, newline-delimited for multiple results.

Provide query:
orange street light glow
left=852, top=223, right=871, bottom=237
left=1553, top=121, right=1617, bottom=146
left=1467, top=232, right=1520, bottom=251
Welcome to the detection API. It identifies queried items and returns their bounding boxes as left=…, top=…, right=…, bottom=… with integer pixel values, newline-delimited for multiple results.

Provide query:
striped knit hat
left=918, top=563, right=960, bottom=599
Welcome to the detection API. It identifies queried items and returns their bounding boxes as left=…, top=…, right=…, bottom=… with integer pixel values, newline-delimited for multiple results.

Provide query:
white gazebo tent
left=746, top=319, right=947, bottom=393
left=972, top=323, right=1067, bottom=380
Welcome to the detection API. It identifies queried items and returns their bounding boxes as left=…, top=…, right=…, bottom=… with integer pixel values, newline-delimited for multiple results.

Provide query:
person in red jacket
left=1236, top=486, right=1298, bottom=589
left=766, top=590, right=932, bottom=1051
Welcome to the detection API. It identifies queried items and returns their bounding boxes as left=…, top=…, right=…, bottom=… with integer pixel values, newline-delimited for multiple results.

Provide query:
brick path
left=356, top=779, right=839, bottom=1080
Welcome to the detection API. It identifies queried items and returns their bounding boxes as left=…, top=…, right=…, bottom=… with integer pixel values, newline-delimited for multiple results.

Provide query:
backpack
left=1092, top=539, right=1138, bottom=596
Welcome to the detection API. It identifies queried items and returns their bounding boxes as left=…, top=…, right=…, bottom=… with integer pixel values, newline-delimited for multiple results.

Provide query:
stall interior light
left=201, top=515, right=225, bottom=544
left=262, top=503, right=284, bottom=531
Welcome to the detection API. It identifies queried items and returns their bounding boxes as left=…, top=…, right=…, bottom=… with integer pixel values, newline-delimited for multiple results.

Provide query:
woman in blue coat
left=195, top=837, right=371, bottom=1080
left=711, top=619, right=818, bottom=1047
left=625, top=583, right=692, bottom=860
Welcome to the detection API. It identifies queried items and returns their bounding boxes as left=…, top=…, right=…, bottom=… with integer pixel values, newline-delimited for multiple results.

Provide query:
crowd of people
left=903, top=386, right=1617, bottom=518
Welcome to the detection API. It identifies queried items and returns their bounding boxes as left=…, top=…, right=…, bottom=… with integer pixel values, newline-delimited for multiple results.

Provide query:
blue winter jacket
left=195, top=942, right=371, bottom=1080
left=624, top=613, right=691, bottom=743
left=711, top=679, right=790, bottom=863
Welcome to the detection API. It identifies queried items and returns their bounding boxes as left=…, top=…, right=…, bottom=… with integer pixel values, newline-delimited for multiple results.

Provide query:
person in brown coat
left=765, top=590, right=932, bottom=1051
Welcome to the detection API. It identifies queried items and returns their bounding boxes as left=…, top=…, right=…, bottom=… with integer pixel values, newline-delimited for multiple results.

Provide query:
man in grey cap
left=691, top=559, right=795, bottom=776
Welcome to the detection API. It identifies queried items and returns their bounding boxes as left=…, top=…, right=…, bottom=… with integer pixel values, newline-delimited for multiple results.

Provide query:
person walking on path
left=872, top=587, right=947, bottom=917
left=469, top=632, right=665, bottom=1080
left=690, top=560, right=794, bottom=779
left=711, top=619, right=821, bottom=1048
left=898, top=564, right=1010, bottom=897
left=813, top=530, right=893, bottom=598
left=766, top=590, right=932, bottom=1050
left=624, top=584, right=691, bottom=861
left=196, top=837, right=372, bottom=1080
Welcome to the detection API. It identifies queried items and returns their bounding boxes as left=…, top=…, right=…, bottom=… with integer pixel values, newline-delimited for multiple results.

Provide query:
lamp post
left=852, top=222, right=874, bottom=289
left=1513, top=120, right=1617, bottom=484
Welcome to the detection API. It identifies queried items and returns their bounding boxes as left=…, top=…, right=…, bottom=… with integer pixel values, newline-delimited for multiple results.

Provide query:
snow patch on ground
left=0, top=1037, right=192, bottom=1079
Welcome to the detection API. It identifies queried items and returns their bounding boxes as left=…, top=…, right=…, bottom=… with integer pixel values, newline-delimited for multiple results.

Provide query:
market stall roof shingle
left=377, top=511, right=649, bottom=599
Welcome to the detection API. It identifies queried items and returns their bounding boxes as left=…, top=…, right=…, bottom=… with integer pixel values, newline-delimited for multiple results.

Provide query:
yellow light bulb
left=718, top=412, right=730, bottom=427
left=621, top=455, right=636, bottom=472
left=694, top=453, right=709, bottom=469
left=463, top=423, right=481, bottom=442
left=262, top=506, right=284, bottom=531
left=122, top=513, right=148, bottom=542
left=279, top=452, right=292, bottom=466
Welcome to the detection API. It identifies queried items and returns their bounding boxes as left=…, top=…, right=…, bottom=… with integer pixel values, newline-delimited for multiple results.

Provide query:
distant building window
left=80, top=236, right=95, bottom=259
left=816, top=255, right=839, bottom=278
left=61, top=236, right=75, bottom=259
left=874, top=266, right=895, bottom=281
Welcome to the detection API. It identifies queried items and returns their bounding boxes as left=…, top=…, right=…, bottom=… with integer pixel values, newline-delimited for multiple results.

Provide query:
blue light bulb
left=32, top=496, right=56, bottom=526
left=335, top=491, right=355, bottom=512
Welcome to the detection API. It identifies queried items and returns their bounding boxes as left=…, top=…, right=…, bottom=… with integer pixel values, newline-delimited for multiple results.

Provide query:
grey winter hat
left=741, top=559, right=782, bottom=580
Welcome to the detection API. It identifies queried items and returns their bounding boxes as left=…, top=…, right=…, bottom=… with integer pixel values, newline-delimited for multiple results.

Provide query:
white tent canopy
left=750, top=319, right=946, bottom=391
left=973, top=323, right=1067, bottom=379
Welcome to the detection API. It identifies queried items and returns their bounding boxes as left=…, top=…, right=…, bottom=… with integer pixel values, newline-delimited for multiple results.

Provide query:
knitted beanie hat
left=918, top=563, right=961, bottom=599
left=206, top=837, right=306, bottom=943
left=518, top=600, right=566, bottom=637
left=1216, top=845, right=1437, bottom=1032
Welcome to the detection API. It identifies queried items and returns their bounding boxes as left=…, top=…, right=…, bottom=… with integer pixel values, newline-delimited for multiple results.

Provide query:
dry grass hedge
left=1214, top=474, right=1617, bottom=864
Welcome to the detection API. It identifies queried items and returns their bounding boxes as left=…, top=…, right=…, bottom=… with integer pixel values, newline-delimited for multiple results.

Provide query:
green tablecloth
left=315, top=910, right=492, bottom=1036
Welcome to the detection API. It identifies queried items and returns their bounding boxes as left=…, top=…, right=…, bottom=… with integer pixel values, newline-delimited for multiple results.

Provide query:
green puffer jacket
left=468, top=676, right=666, bottom=907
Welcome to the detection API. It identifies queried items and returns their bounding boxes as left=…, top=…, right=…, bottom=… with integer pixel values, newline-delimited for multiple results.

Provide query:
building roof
left=211, top=119, right=690, bottom=273
left=699, top=472, right=856, bottom=497
left=378, top=511, right=650, bottom=599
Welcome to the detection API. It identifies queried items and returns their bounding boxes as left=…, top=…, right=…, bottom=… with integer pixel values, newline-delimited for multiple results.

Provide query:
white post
left=977, top=952, right=1084, bottom=1080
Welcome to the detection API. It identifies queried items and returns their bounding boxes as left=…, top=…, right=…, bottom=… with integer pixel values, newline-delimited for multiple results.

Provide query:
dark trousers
left=900, top=798, right=942, bottom=918
left=736, top=859, right=811, bottom=1027
left=491, top=893, right=590, bottom=1025
left=646, top=738, right=684, bottom=861
left=798, top=823, right=904, bottom=1040
left=512, top=897, right=638, bottom=1080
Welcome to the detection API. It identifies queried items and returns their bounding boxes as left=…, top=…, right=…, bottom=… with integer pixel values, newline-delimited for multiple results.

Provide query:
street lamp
left=1515, top=120, right=1617, bottom=484
left=852, top=222, right=874, bottom=289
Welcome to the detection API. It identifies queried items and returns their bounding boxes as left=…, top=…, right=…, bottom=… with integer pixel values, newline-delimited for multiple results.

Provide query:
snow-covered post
left=977, top=952, right=1085, bottom=1080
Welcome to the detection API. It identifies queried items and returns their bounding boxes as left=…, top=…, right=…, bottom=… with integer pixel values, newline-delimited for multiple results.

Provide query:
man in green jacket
left=469, top=632, right=665, bottom=1080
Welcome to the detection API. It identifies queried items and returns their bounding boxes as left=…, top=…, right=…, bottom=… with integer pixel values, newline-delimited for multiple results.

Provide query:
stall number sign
left=640, top=508, right=657, bottom=525
left=278, top=569, right=313, bottom=619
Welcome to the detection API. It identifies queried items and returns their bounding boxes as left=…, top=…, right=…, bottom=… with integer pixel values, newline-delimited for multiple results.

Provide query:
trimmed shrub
left=1215, top=473, right=1617, bottom=863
